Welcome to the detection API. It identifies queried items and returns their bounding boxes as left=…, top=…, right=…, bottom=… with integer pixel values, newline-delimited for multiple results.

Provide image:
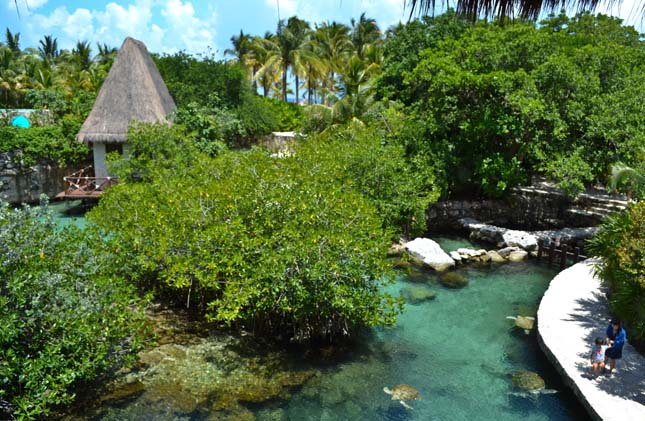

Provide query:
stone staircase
left=566, top=192, right=629, bottom=224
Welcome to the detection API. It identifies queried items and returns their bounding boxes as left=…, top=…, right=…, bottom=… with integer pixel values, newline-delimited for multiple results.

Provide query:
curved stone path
left=537, top=260, right=645, bottom=420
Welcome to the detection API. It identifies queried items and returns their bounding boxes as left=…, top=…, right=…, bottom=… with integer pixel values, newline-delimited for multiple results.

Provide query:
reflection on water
left=65, top=238, right=589, bottom=421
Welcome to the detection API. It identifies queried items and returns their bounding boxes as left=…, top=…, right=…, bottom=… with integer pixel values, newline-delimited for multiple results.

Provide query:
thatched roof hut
left=77, top=37, right=176, bottom=144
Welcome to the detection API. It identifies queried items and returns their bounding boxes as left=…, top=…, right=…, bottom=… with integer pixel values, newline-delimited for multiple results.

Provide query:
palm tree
left=38, top=35, right=59, bottom=62
left=95, top=43, right=117, bottom=65
left=252, top=32, right=282, bottom=97
left=260, top=17, right=311, bottom=102
left=312, top=21, right=353, bottom=105
left=351, top=13, right=382, bottom=59
left=72, top=41, right=92, bottom=71
left=610, top=162, right=645, bottom=200
left=334, top=55, right=380, bottom=122
left=5, top=28, right=20, bottom=54
left=224, top=30, right=252, bottom=63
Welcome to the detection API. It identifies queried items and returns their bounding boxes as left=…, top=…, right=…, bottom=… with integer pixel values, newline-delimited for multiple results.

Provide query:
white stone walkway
left=537, top=260, right=645, bottom=421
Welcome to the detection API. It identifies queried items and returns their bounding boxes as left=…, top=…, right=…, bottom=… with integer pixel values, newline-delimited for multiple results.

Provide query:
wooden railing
left=536, top=239, right=588, bottom=270
left=58, top=166, right=118, bottom=198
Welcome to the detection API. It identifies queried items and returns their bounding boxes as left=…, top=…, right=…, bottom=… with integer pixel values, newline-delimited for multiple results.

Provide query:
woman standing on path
left=605, top=319, right=627, bottom=374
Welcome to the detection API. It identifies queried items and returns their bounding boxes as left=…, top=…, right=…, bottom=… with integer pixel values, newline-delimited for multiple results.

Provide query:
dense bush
left=0, top=198, right=146, bottom=419
left=377, top=13, right=645, bottom=198
left=89, top=124, right=402, bottom=343
left=154, top=52, right=249, bottom=108
left=588, top=201, right=645, bottom=349
left=0, top=125, right=89, bottom=166
left=296, top=124, right=441, bottom=237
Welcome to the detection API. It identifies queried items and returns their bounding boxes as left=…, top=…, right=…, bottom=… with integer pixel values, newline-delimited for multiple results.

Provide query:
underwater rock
left=439, top=272, right=469, bottom=289
left=99, top=379, right=145, bottom=403
left=400, top=286, right=437, bottom=304
left=391, top=258, right=412, bottom=269
left=405, top=238, right=455, bottom=272
left=256, top=407, right=287, bottom=421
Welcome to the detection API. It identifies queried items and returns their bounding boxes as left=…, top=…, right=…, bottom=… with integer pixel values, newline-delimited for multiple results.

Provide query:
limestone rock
left=508, top=250, right=528, bottom=262
left=405, top=238, right=455, bottom=272
left=449, top=251, right=462, bottom=263
left=469, top=224, right=506, bottom=245
left=498, top=246, right=520, bottom=257
left=503, top=230, right=538, bottom=251
left=487, top=250, right=506, bottom=263
left=387, top=243, right=406, bottom=257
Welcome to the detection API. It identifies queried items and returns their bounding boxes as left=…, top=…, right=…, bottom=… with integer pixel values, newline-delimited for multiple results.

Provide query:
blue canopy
left=11, top=115, right=30, bottom=128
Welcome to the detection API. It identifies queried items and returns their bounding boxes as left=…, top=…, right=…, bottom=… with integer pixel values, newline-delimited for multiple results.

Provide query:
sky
left=1, top=0, right=643, bottom=59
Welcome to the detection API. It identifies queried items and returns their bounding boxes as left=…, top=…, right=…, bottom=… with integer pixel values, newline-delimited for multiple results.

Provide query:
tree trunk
left=282, top=63, right=288, bottom=102
left=295, top=74, right=300, bottom=105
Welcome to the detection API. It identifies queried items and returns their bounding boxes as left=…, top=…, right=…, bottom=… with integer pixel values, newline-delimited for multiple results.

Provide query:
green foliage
left=0, top=125, right=89, bottom=166
left=154, top=52, right=249, bottom=108
left=379, top=13, right=645, bottom=198
left=0, top=198, right=146, bottom=419
left=259, top=97, right=304, bottom=131
left=543, top=148, right=593, bottom=197
left=90, top=124, right=402, bottom=343
left=297, top=124, right=441, bottom=237
left=588, top=201, right=645, bottom=347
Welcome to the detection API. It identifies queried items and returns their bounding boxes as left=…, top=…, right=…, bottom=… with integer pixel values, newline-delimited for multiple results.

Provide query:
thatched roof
left=77, top=37, right=176, bottom=144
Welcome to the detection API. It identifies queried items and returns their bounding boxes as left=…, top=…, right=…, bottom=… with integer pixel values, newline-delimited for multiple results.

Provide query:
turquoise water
left=270, top=262, right=587, bottom=421
left=60, top=231, right=588, bottom=420
left=49, top=200, right=88, bottom=229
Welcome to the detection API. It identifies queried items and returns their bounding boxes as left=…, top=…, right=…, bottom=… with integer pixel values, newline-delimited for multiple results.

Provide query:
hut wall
left=93, top=143, right=108, bottom=177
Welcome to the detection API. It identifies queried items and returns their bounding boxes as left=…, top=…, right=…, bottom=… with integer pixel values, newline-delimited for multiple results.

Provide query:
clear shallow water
left=49, top=200, right=88, bottom=229
left=272, top=262, right=587, bottom=421
left=62, top=234, right=589, bottom=421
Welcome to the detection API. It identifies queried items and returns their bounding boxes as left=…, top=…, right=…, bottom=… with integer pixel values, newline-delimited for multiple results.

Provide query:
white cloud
left=62, top=8, right=94, bottom=40
left=161, top=0, right=217, bottom=53
left=7, top=0, right=49, bottom=11
left=22, top=0, right=218, bottom=55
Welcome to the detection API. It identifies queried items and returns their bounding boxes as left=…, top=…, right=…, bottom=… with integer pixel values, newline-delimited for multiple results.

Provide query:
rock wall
left=0, top=152, right=80, bottom=204
left=427, top=184, right=628, bottom=232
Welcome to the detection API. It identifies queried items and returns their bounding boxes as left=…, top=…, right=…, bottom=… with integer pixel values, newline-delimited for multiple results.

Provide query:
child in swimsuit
left=589, top=337, right=607, bottom=378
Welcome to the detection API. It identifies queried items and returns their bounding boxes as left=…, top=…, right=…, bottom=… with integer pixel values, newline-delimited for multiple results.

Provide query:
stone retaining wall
left=427, top=185, right=627, bottom=232
left=0, top=152, right=82, bottom=204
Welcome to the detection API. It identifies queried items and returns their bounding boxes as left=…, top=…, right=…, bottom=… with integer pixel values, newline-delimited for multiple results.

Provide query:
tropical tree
left=5, top=28, right=20, bottom=54
left=38, top=35, right=58, bottom=62
left=351, top=13, right=382, bottom=59
left=252, top=32, right=282, bottom=97
left=95, top=42, right=117, bottom=65
left=72, top=40, right=92, bottom=71
left=311, top=21, right=353, bottom=105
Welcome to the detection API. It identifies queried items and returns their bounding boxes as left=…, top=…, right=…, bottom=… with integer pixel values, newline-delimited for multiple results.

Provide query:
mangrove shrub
left=89, top=125, right=402, bottom=343
left=0, top=199, right=146, bottom=420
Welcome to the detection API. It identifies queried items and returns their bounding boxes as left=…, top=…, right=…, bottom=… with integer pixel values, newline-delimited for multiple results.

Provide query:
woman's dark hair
left=611, top=319, right=621, bottom=326
left=595, top=337, right=604, bottom=345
